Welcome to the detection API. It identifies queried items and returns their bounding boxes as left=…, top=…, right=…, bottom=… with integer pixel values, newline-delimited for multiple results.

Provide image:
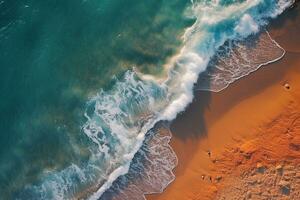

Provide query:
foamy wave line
left=89, top=1, right=293, bottom=199
left=196, top=31, right=286, bottom=92
left=87, top=113, right=168, bottom=200
left=100, top=123, right=178, bottom=200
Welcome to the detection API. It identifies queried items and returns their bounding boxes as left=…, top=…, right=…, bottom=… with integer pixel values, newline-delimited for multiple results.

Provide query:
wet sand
left=147, top=4, right=300, bottom=200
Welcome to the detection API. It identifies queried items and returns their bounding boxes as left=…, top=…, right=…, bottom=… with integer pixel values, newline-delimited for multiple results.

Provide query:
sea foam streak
left=196, top=31, right=286, bottom=92
left=100, top=124, right=177, bottom=200
left=17, top=0, right=293, bottom=199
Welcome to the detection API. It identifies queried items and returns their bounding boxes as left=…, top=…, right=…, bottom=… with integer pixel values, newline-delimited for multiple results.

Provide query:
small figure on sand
left=207, top=150, right=211, bottom=158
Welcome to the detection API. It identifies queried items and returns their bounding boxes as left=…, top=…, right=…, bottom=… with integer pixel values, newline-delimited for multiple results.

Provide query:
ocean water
left=0, top=0, right=293, bottom=199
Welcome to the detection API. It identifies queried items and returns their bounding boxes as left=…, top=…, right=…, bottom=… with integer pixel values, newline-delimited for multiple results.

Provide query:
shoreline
left=147, top=4, right=300, bottom=200
left=84, top=2, right=295, bottom=200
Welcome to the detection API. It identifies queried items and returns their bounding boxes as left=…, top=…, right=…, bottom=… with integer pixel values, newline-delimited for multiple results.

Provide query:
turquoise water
left=0, top=0, right=190, bottom=198
left=0, top=0, right=292, bottom=199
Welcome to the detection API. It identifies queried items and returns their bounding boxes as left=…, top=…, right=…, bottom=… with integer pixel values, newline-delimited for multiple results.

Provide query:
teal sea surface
left=0, top=0, right=292, bottom=199
left=0, top=0, right=190, bottom=198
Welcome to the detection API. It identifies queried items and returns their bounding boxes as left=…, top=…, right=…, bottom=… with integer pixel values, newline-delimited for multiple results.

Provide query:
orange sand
left=147, top=5, right=300, bottom=200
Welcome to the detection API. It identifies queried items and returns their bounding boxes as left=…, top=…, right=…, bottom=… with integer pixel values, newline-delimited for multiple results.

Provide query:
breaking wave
left=100, top=123, right=177, bottom=200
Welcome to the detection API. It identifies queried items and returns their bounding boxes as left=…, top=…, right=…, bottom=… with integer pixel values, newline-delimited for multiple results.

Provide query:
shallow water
left=196, top=31, right=286, bottom=92
left=0, top=0, right=293, bottom=199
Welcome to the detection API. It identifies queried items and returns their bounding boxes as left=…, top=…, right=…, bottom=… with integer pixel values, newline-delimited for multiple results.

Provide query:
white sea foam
left=235, top=14, right=259, bottom=37
left=100, top=124, right=177, bottom=200
left=196, top=31, right=286, bottom=92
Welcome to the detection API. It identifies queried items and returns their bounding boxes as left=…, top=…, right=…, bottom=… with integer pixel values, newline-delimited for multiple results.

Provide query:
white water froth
left=100, top=124, right=177, bottom=200
left=196, top=31, right=286, bottom=92
left=235, top=14, right=259, bottom=37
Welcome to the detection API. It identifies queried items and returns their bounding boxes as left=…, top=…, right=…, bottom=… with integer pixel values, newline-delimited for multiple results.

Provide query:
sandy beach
left=147, top=4, right=300, bottom=200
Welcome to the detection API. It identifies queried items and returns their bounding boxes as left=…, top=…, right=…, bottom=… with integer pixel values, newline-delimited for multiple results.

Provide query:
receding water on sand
left=196, top=31, right=286, bottom=92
